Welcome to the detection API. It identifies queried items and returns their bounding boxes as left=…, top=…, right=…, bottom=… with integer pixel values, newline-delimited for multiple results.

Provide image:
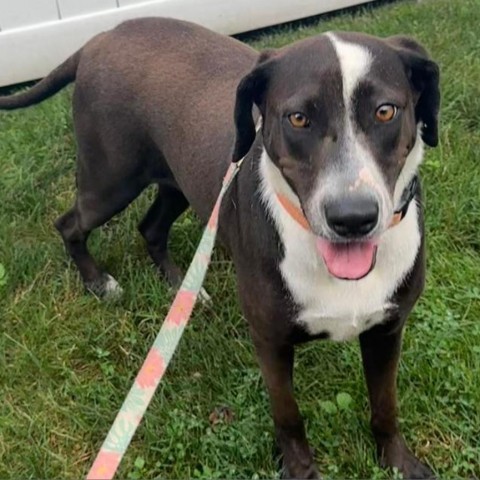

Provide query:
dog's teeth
left=103, top=274, right=123, bottom=300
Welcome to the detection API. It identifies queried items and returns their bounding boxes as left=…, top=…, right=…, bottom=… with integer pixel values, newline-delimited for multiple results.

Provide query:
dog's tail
left=0, top=49, right=81, bottom=110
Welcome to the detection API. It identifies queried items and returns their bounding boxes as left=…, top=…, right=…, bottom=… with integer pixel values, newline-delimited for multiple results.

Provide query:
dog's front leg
left=252, top=335, right=319, bottom=479
left=360, top=324, right=434, bottom=479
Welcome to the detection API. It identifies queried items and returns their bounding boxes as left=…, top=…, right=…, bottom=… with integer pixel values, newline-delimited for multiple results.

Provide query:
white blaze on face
left=322, top=33, right=392, bottom=229
left=326, top=33, right=372, bottom=109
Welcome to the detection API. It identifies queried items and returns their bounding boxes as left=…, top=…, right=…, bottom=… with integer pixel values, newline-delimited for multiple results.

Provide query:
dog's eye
left=375, top=104, right=398, bottom=123
left=288, top=112, right=310, bottom=128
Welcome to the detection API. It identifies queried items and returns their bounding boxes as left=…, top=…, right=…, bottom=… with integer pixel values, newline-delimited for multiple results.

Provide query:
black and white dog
left=0, top=18, right=440, bottom=478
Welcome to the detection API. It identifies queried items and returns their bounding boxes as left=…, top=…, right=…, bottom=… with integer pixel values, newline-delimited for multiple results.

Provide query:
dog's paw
left=281, top=460, right=320, bottom=480
left=86, top=273, right=123, bottom=301
left=199, top=287, right=212, bottom=305
left=103, top=274, right=124, bottom=300
left=158, top=257, right=184, bottom=288
left=278, top=445, right=320, bottom=479
left=403, top=459, right=435, bottom=480
left=383, top=455, right=435, bottom=479
left=380, top=436, right=435, bottom=479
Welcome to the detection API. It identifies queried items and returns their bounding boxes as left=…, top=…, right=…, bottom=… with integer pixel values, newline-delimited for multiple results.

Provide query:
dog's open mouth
left=316, top=238, right=378, bottom=280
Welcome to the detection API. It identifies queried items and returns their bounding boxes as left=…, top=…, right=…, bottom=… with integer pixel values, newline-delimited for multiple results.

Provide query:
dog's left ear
left=232, top=50, right=277, bottom=162
left=387, top=36, right=440, bottom=147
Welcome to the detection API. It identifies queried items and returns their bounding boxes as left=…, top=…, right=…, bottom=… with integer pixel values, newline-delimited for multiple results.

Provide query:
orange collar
left=275, top=176, right=418, bottom=232
left=275, top=193, right=310, bottom=230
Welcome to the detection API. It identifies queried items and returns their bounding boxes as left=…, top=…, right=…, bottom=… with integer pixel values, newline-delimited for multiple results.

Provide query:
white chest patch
left=259, top=151, right=422, bottom=342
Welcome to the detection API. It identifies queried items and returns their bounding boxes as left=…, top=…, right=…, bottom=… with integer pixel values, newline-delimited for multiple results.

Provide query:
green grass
left=1, top=0, right=479, bottom=478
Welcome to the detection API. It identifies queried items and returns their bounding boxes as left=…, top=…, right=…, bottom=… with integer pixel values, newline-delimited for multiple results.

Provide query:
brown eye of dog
left=288, top=112, right=310, bottom=128
left=375, top=104, right=397, bottom=123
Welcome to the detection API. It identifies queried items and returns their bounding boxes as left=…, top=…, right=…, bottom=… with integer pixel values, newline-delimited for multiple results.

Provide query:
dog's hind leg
left=138, top=186, right=189, bottom=288
left=55, top=179, right=145, bottom=299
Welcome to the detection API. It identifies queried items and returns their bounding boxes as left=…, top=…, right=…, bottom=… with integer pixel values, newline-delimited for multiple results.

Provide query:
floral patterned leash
left=85, top=124, right=259, bottom=479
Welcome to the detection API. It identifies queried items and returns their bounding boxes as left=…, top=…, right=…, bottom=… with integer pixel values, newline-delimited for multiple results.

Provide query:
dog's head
left=232, top=32, right=440, bottom=280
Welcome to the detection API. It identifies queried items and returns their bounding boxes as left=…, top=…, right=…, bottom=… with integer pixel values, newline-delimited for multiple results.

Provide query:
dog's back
left=73, top=18, right=257, bottom=218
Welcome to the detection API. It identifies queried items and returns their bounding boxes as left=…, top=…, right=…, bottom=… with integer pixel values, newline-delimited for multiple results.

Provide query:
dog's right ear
left=387, top=36, right=440, bottom=147
left=232, top=50, right=277, bottom=162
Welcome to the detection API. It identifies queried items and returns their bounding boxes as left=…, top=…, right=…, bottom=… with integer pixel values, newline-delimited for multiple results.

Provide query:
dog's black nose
left=325, top=196, right=379, bottom=237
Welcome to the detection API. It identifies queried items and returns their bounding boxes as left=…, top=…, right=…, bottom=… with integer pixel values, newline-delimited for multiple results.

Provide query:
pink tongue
left=316, top=238, right=377, bottom=280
